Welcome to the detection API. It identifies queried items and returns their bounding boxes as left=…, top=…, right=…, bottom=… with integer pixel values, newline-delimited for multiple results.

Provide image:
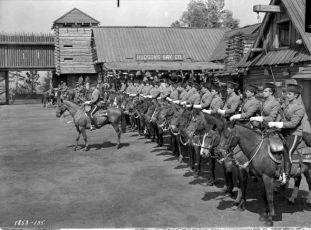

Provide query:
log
left=253, top=5, right=283, bottom=13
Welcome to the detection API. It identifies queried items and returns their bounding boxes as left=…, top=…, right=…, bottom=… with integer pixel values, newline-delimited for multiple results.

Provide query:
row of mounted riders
left=55, top=90, right=311, bottom=226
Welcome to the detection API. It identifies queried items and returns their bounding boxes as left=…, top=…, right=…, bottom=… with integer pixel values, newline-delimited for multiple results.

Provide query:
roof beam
left=253, top=5, right=283, bottom=13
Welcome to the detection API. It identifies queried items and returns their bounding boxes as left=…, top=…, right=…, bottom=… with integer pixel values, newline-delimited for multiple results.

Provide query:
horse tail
left=121, top=110, right=127, bottom=133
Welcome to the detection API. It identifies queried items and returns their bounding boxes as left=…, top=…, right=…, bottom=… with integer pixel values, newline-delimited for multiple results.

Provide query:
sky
left=0, top=0, right=270, bottom=34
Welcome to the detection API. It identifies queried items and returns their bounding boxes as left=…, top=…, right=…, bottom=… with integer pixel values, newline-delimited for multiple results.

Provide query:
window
left=278, top=21, right=290, bottom=47
left=63, top=45, right=72, bottom=48
left=64, top=58, right=73, bottom=61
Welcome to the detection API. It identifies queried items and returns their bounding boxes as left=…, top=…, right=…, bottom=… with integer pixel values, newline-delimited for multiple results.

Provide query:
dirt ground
left=0, top=104, right=311, bottom=228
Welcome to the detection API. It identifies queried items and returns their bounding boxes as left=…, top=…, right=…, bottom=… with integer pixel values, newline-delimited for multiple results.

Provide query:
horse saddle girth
left=269, top=135, right=284, bottom=152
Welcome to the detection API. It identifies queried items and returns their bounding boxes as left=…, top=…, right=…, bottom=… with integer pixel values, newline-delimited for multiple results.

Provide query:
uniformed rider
left=268, top=84, right=305, bottom=185
left=84, top=83, right=102, bottom=131
left=230, top=85, right=261, bottom=121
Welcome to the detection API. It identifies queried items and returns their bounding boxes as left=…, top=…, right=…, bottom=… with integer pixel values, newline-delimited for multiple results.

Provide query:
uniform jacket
left=261, top=96, right=281, bottom=122
left=200, top=90, right=213, bottom=108
left=126, top=85, right=133, bottom=94
left=282, top=99, right=305, bottom=136
left=120, top=83, right=126, bottom=92
left=187, top=90, right=201, bottom=104
left=170, top=90, right=179, bottom=100
left=223, top=92, right=241, bottom=115
left=160, top=87, right=171, bottom=98
left=180, top=89, right=188, bottom=101
left=90, top=88, right=101, bottom=105
left=150, top=87, right=160, bottom=98
left=240, top=96, right=261, bottom=119
left=210, top=95, right=223, bottom=111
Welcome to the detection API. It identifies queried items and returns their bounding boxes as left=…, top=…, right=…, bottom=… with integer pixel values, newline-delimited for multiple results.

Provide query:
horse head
left=214, top=121, right=238, bottom=162
left=55, top=100, right=67, bottom=118
left=200, top=129, right=221, bottom=158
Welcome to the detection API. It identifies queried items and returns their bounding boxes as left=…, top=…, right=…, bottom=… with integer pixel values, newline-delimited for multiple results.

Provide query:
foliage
left=171, top=20, right=182, bottom=27
left=40, top=71, right=53, bottom=92
left=171, top=0, right=239, bottom=29
left=9, top=71, right=41, bottom=94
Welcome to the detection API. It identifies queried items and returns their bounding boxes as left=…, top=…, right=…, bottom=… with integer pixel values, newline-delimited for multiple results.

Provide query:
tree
left=171, top=0, right=239, bottom=29
left=171, top=20, right=181, bottom=27
left=40, top=71, right=53, bottom=92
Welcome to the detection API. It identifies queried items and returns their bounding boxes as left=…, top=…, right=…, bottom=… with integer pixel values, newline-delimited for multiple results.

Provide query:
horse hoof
left=259, top=212, right=268, bottom=222
left=193, top=173, right=199, bottom=179
left=116, top=144, right=121, bottom=149
left=74, top=147, right=77, bottom=151
left=264, top=218, right=273, bottom=226
left=84, top=147, right=88, bottom=151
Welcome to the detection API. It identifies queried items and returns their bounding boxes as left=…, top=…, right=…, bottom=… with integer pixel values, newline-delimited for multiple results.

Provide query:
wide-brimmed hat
left=263, top=82, right=276, bottom=93
left=226, top=81, right=239, bottom=89
left=245, top=85, right=258, bottom=94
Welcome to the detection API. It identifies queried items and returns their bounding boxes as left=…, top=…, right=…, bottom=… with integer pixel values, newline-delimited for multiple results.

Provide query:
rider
left=85, top=83, right=102, bottom=131
left=148, top=81, right=161, bottom=99
left=185, top=83, right=201, bottom=108
left=119, top=80, right=127, bottom=93
left=202, top=84, right=224, bottom=114
left=217, top=81, right=241, bottom=118
left=166, top=82, right=179, bottom=102
left=268, top=84, right=305, bottom=185
left=230, top=85, right=261, bottom=122
left=250, top=82, right=281, bottom=124
left=216, top=81, right=241, bottom=195
left=193, top=82, right=212, bottom=110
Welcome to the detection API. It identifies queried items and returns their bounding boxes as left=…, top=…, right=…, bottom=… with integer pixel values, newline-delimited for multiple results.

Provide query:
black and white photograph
left=1, top=0, right=311, bottom=229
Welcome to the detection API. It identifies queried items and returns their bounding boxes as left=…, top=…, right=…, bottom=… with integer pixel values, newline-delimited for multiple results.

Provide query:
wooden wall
left=54, top=27, right=96, bottom=75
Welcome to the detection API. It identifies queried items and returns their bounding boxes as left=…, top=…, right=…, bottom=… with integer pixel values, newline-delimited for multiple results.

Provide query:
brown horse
left=56, top=100, right=126, bottom=151
left=215, top=122, right=311, bottom=226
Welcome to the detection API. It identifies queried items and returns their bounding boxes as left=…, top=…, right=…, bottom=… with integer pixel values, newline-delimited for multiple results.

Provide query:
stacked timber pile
left=226, top=33, right=244, bottom=72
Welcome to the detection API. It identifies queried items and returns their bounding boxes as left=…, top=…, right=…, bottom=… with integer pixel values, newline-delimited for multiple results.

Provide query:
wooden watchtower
left=52, top=8, right=99, bottom=86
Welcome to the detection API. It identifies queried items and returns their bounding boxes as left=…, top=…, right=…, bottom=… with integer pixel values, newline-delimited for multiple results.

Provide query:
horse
left=186, top=112, right=225, bottom=180
left=215, top=122, right=311, bottom=226
left=55, top=99, right=126, bottom=150
left=42, top=90, right=57, bottom=108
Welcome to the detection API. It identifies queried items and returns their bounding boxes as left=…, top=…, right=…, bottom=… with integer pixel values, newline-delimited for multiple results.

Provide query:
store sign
left=136, top=54, right=183, bottom=61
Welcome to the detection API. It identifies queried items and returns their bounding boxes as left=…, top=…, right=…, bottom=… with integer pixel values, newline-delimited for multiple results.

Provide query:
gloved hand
left=250, top=116, right=263, bottom=122
left=157, top=97, right=161, bottom=100
left=193, top=104, right=202, bottom=109
left=186, top=104, right=192, bottom=108
left=268, top=122, right=284, bottom=129
left=217, top=109, right=226, bottom=115
left=202, top=109, right=212, bottom=114
left=180, top=101, right=186, bottom=105
left=167, top=97, right=172, bottom=102
left=230, top=114, right=241, bottom=121
left=84, top=101, right=91, bottom=104
left=173, top=100, right=180, bottom=104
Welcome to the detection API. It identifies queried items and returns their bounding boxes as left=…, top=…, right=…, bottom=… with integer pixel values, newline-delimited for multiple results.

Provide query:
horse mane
left=201, top=112, right=225, bottom=131
left=235, top=122, right=263, bottom=136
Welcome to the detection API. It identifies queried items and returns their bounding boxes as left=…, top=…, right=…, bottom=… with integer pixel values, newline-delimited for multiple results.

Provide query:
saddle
left=269, top=134, right=284, bottom=152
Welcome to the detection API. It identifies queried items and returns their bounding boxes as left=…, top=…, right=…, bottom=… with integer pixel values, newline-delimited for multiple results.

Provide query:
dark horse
left=186, top=112, right=225, bottom=181
left=215, top=122, right=311, bottom=226
left=56, top=100, right=126, bottom=150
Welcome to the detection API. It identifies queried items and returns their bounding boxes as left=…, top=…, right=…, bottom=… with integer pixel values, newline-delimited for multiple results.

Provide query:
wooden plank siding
left=55, top=27, right=95, bottom=74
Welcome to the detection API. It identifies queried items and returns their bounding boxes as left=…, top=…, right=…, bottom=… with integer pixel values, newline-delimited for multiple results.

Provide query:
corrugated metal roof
left=92, top=27, right=229, bottom=64
left=210, top=24, right=260, bottom=61
left=104, top=61, right=224, bottom=71
left=238, top=46, right=310, bottom=67
left=0, top=32, right=54, bottom=44
left=53, top=8, right=99, bottom=25
left=282, top=0, right=311, bottom=54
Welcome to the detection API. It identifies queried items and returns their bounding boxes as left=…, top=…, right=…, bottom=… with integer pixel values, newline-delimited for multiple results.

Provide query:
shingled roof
left=92, top=26, right=229, bottom=64
left=53, top=8, right=99, bottom=27
left=210, top=23, right=261, bottom=62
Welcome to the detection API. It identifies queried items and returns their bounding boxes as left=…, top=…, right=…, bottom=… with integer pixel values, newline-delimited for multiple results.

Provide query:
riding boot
left=90, top=118, right=96, bottom=131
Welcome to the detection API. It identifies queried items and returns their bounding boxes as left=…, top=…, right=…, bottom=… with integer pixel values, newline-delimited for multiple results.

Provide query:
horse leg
left=74, top=127, right=82, bottom=151
left=222, top=160, right=234, bottom=196
left=262, top=174, right=275, bottom=226
left=177, top=134, right=183, bottom=163
left=206, top=154, right=216, bottom=186
left=236, top=167, right=248, bottom=211
left=81, top=128, right=89, bottom=151
left=303, top=165, right=311, bottom=204
left=112, top=123, right=121, bottom=149
left=288, top=174, right=301, bottom=204
left=193, top=146, right=201, bottom=178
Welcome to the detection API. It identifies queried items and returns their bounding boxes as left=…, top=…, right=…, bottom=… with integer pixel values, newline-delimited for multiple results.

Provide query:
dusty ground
left=0, top=103, right=310, bottom=228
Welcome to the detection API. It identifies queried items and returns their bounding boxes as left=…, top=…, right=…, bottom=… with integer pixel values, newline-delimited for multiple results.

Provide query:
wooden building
left=0, top=33, right=55, bottom=104
left=52, top=8, right=100, bottom=86
left=91, top=27, right=227, bottom=76
left=238, top=0, right=311, bottom=116
left=208, top=23, right=261, bottom=87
